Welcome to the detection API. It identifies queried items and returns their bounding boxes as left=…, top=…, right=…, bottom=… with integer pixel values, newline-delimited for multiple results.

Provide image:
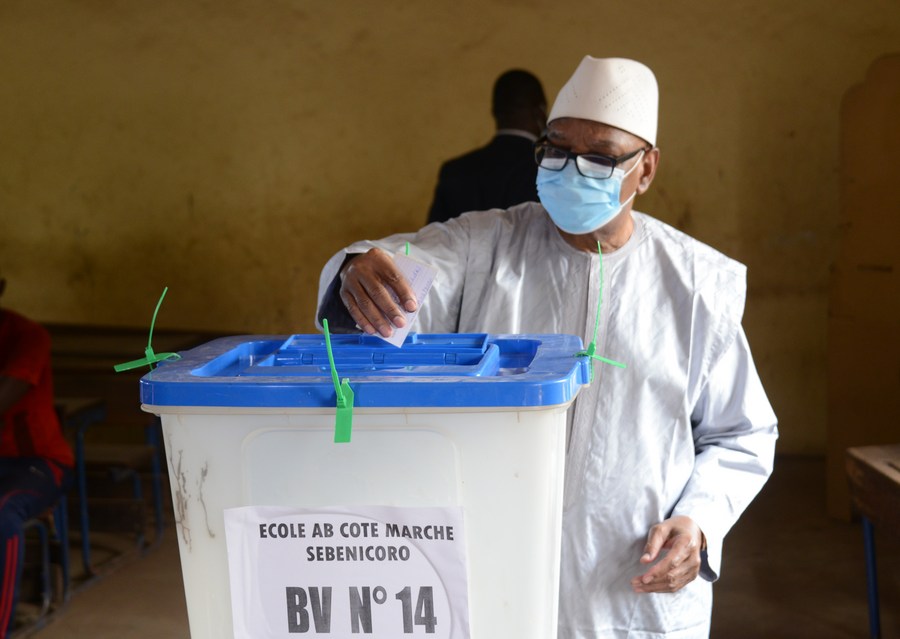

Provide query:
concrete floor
left=14, top=455, right=899, bottom=639
left=710, top=456, right=898, bottom=639
left=18, top=533, right=189, bottom=639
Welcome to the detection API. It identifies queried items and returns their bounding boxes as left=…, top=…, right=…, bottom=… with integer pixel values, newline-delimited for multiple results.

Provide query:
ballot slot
left=188, top=333, right=541, bottom=379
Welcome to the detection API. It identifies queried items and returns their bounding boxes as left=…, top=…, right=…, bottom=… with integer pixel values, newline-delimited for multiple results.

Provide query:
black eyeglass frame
left=533, top=138, right=650, bottom=179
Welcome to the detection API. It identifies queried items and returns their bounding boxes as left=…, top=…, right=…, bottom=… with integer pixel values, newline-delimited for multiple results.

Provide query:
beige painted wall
left=1, top=1, right=898, bottom=454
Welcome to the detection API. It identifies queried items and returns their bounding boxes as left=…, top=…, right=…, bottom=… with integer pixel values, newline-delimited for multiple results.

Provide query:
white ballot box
left=141, top=332, right=589, bottom=639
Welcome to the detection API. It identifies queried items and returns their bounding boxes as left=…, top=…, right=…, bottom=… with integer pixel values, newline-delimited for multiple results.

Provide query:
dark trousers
left=0, top=458, right=72, bottom=638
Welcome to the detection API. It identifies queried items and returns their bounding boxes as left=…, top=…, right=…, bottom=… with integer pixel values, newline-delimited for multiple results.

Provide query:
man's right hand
left=339, top=248, right=418, bottom=338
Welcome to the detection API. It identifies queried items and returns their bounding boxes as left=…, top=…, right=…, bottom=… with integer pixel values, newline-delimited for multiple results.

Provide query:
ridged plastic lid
left=140, top=333, right=590, bottom=408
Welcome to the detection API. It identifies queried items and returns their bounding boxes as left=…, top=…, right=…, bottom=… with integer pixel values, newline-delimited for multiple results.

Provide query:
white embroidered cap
left=548, top=56, right=658, bottom=146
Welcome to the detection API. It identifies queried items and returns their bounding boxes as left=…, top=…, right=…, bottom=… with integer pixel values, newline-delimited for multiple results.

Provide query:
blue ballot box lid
left=140, top=333, right=591, bottom=408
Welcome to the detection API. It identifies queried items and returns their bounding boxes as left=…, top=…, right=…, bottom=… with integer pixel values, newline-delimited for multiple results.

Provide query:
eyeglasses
left=533, top=140, right=648, bottom=179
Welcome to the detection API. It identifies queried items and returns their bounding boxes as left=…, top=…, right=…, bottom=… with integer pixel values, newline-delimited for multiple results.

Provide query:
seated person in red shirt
left=0, top=276, right=74, bottom=637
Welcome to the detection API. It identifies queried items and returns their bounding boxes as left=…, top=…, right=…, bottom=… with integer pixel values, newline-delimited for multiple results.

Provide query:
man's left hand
left=631, top=515, right=704, bottom=594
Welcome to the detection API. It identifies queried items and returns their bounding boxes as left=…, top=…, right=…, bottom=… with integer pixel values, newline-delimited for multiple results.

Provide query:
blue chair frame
left=22, top=494, right=70, bottom=621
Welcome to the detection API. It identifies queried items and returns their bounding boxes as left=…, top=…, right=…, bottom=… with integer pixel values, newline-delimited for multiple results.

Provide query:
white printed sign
left=224, top=505, right=470, bottom=639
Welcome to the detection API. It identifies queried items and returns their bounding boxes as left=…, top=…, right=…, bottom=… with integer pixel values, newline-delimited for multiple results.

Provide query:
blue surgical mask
left=537, top=151, right=643, bottom=235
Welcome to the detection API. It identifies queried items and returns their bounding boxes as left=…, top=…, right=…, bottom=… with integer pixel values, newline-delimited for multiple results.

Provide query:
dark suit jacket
left=426, top=133, right=539, bottom=224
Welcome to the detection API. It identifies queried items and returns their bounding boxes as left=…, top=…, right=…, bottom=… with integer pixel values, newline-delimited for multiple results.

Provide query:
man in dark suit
left=426, top=69, right=546, bottom=224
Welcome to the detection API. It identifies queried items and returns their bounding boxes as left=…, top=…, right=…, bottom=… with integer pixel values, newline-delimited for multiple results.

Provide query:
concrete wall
left=827, top=55, right=900, bottom=517
left=2, top=1, right=898, bottom=454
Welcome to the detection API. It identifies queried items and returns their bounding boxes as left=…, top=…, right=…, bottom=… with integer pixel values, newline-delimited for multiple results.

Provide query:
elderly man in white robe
left=316, top=56, right=778, bottom=638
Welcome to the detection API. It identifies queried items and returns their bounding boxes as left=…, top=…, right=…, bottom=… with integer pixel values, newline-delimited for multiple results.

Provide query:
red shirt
left=0, top=310, right=74, bottom=483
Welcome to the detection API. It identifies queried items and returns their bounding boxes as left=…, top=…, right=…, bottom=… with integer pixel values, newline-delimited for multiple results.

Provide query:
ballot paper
left=379, top=252, right=436, bottom=347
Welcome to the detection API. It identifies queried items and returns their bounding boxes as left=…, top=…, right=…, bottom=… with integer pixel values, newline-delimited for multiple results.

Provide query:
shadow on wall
left=827, top=53, right=900, bottom=520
